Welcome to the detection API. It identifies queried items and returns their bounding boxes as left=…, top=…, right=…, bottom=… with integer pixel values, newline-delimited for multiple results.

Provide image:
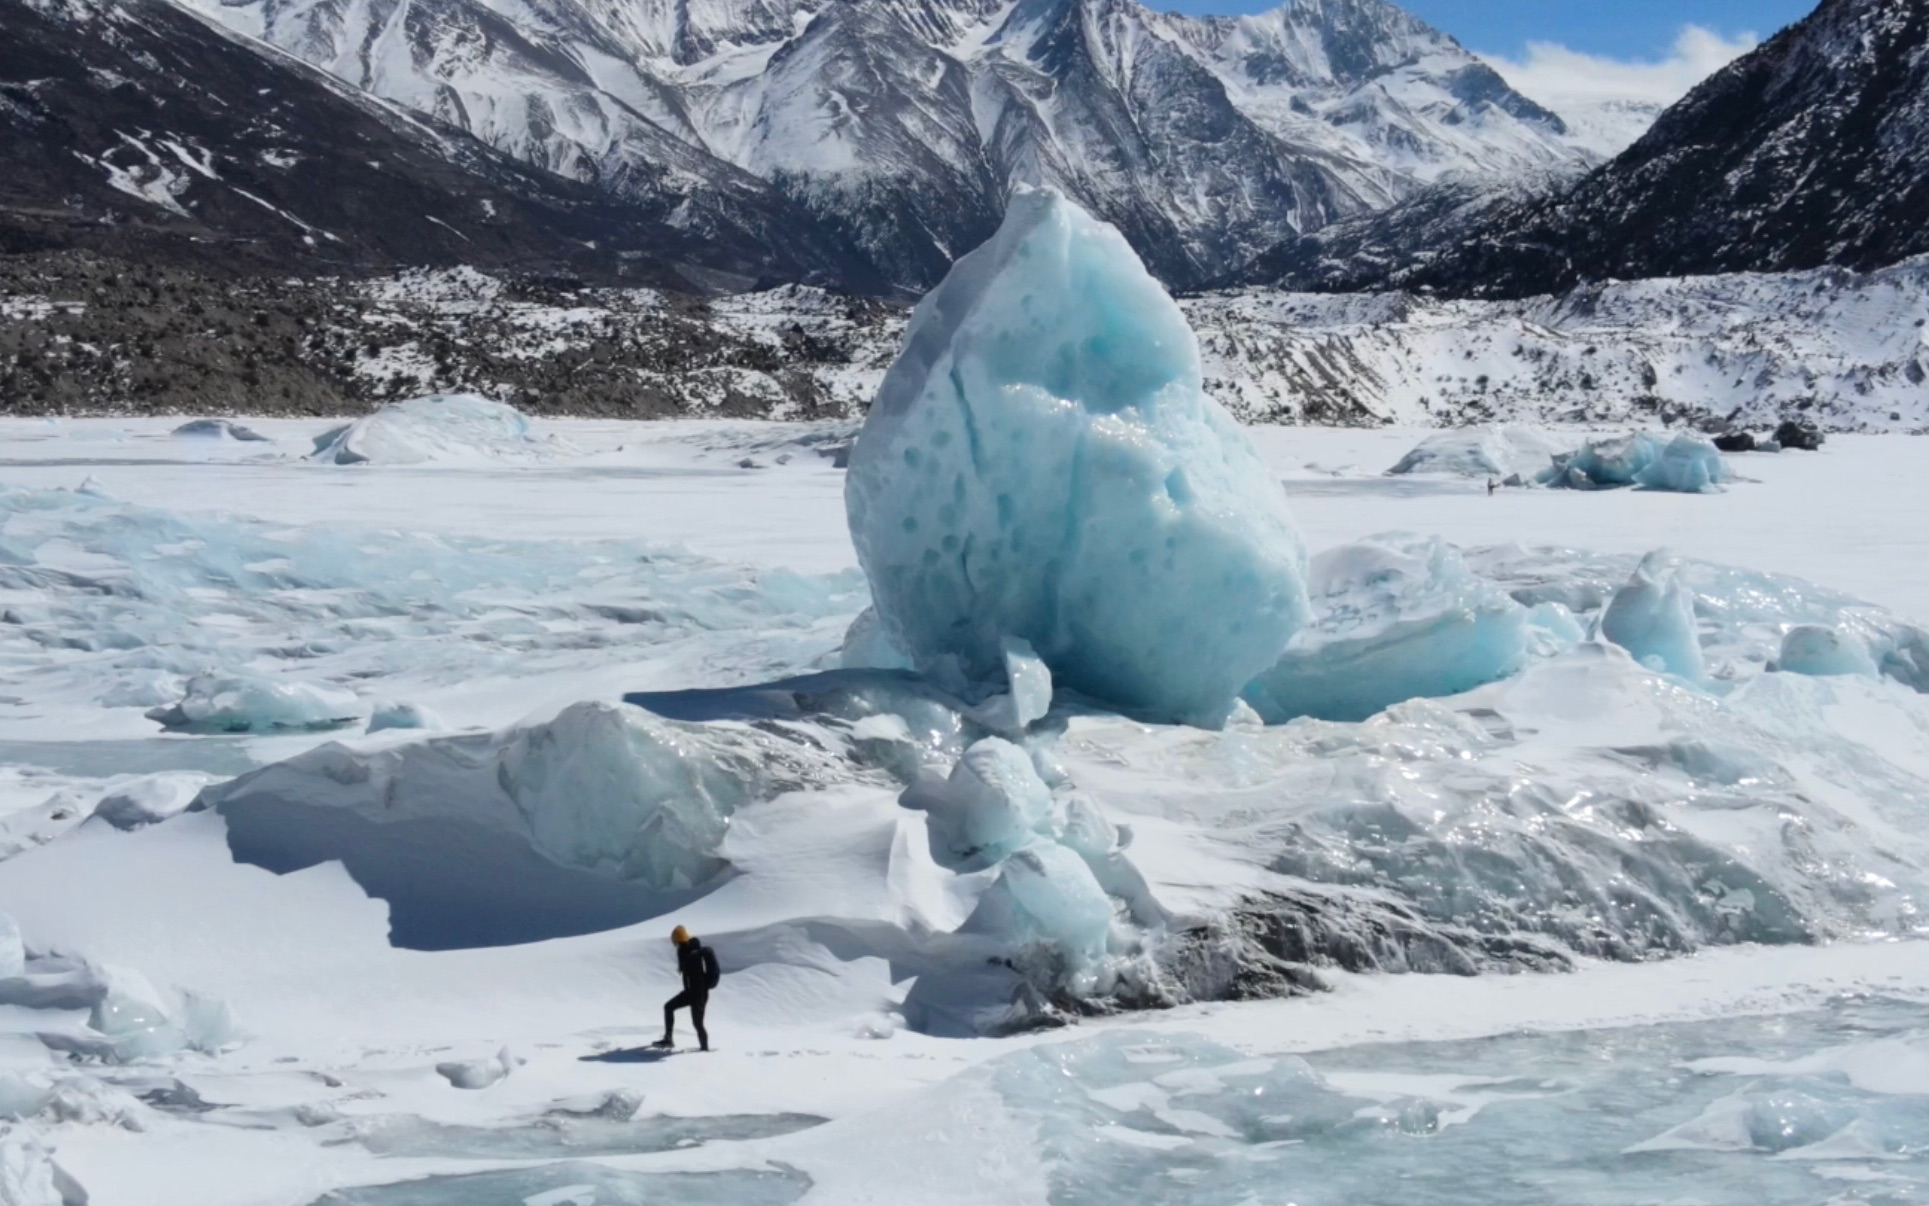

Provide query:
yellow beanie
left=671, top=925, right=690, bottom=945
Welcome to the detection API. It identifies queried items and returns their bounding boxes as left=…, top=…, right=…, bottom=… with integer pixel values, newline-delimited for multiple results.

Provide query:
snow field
left=0, top=400, right=1926, bottom=1202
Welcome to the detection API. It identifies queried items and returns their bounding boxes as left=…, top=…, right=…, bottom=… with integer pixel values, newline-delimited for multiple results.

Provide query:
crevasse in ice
left=844, top=187, right=1310, bottom=727
left=1601, top=551, right=1705, bottom=680
left=1242, top=534, right=1535, bottom=723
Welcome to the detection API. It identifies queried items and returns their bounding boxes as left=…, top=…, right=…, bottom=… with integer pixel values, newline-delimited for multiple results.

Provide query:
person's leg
left=691, top=993, right=709, bottom=1052
left=662, top=990, right=692, bottom=1044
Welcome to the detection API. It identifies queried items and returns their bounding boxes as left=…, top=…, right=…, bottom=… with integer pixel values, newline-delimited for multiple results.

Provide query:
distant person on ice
left=654, top=925, right=719, bottom=1052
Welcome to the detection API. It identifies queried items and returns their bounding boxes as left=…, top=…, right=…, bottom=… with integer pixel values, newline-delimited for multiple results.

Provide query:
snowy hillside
left=7, top=252, right=1926, bottom=429
left=1398, top=0, right=1929, bottom=296
left=164, top=0, right=1598, bottom=290
left=0, top=0, right=863, bottom=287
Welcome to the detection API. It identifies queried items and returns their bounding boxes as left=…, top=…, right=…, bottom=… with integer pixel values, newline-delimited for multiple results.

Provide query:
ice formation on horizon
left=310, top=395, right=550, bottom=465
left=1242, top=535, right=1542, bottom=723
left=845, top=187, right=1310, bottom=727
left=1386, top=425, right=1562, bottom=479
left=145, top=672, right=360, bottom=735
left=1543, top=432, right=1732, bottom=493
left=171, top=418, right=269, bottom=442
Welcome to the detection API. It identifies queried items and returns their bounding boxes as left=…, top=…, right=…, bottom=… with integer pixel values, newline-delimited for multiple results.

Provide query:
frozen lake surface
left=0, top=415, right=1925, bottom=1205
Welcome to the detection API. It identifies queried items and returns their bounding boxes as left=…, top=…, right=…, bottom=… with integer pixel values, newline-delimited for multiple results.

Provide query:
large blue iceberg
left=844, top=188, right=1310, bottom=727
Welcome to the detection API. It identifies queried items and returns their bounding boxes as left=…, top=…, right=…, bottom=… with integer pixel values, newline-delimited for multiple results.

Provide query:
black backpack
left=700, top=945, right=721, bottom=991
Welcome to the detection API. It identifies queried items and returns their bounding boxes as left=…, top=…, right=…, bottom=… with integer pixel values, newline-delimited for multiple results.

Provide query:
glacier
left=845, top=188, right=1310, bottom=727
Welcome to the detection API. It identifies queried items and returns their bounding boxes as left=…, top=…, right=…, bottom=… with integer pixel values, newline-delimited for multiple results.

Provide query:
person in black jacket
left=654, top=924, right=718, bottom=1052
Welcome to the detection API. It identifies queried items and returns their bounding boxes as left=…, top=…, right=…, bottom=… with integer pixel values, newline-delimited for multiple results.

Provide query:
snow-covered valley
left=1, top=406, right=1927, bottom=1204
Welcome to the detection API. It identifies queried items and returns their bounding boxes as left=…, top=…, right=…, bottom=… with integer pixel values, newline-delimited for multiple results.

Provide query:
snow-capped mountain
left=169, top=0, right=1595, bottom=290
left=1400, top=0, right=1929, bottom=298
left=0, top=0, right=876, bottom=288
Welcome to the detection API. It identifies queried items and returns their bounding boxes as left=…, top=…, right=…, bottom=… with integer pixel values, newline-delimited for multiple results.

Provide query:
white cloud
left=1482, top=25, right=1760, bottom=112
left=1479, top=27, right=1761, bottom=155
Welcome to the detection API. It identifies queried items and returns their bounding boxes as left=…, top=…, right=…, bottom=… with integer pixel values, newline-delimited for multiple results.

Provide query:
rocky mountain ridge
left=0, top=0, right=872, bottom=288
left=1262, top=0, right=1929, bottom=297
left=164, top=0, right=1596, bottom=291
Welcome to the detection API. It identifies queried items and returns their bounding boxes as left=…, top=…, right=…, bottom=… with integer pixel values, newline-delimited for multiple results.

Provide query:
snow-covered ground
left=1, top=415, right=1927, bottom=1204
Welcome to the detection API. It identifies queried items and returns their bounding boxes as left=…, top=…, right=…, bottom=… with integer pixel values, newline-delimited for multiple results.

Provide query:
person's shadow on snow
left=579, top=1046, right=675, bottom=1064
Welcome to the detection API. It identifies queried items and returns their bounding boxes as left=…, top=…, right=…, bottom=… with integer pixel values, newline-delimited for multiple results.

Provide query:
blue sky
left=1156, top=0, right=1815, bottom=60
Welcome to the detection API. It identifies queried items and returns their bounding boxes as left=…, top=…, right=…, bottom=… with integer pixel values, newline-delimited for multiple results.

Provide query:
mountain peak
left=159, top=0, right=1594, bottom=292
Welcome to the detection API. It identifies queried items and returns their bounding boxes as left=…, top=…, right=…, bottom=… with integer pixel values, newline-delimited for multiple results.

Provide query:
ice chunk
left=435, top=1047, right=521, bottom=1091
left=836, top=607, right=914, bottom=672
left=973, top=637, right=1055, bottom=733
left=92, top=772, right=217, bottom=830
left=980, top=843, right=1115, bottom=973
left=145, top=672, right=360, bottom=734
left=365, top=701, right=444, bottom=733
left=0, top=913, right=22, bottom=981
left=1386, top=425, right=1561, bottom=479
left=1243, top=535, right=1531, bottom=723
left=310, top=395, right=548, bottom=465
left=900, top=738, right=1054, bottom=873
left=1775, top=625, right=1879, bottom=678
left=0, top=1076, right=49, bottom=1123
left=171, top=418, right=268, bottom=442
left=1636, top=434, right=1731, bottom=493
left=1542, top=432, right=1731, bottom=493
left=845, top=187, right=1310, bottom=727
left=1002, top=637, right=1053, bottom=729
left=1601, top=551, right=1705, bottom=681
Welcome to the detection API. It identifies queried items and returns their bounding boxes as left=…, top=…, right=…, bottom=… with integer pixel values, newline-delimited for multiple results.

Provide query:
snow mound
left=145, top=672, right=360, bottom=734
left=310, top=395, right=549, bottom=465
left=1386, top=425, right=1562, bottom=478
left=170, top=419, right=268, bottom=442
left=91, top=772, right=217, bottom=830
left=1243, top=535, right=1540, bottom=723
left=203, top=682, right=960, bottom=949
left=1775, top=625, right=1880, bottom=678
left=365, top=701, right=443, bottom=733
left=1544, top=432, right=1732, bottom=493
left=845, top=187, right=1310, bottom=727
